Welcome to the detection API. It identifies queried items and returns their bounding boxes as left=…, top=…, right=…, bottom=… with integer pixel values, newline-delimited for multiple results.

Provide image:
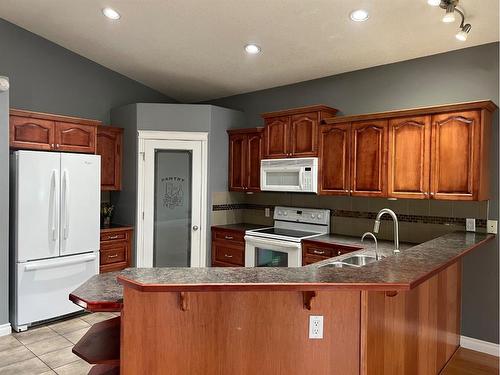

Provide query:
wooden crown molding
left=261, top=104, right=338, bottom=119
left=10, top=108, right=102, bottom=126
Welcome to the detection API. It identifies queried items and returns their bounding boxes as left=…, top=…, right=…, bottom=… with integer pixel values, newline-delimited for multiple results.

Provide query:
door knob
left=192, top=225, right=199, bottom=231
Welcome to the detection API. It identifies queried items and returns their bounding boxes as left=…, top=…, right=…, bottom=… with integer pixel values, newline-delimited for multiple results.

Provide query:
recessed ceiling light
left=427, top=0, right=441, bottom=6
left=244, top=44, right=261, bottom=54
left=102, top=7, right=121, bottom=20
left=350, top=9, right=369, bottom=22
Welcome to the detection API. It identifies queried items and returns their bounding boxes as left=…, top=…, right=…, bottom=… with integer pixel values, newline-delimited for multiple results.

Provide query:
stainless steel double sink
left=319, top=254, right=379, bottom=268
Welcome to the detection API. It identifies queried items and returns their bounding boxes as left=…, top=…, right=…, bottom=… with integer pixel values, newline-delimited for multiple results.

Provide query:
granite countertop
left=211, top=223, right=268, bottom=232
left=70, top=231, right=494, bottom=311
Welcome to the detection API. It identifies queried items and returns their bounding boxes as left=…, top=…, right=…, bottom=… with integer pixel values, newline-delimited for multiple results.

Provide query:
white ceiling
left=0, top=0, right=498, bottom=102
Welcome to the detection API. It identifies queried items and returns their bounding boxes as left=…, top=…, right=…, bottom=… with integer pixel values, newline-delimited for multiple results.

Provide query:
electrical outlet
left=466, top=218, right=476, bottom=232
left=309, top=315, right=324, bottom=339
left=487, top=220, right=498, bottom=234
left=265, top=207, right=270, bottom=217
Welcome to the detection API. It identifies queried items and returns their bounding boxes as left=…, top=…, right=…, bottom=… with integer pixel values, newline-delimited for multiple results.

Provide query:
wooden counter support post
left=179, top=292, right=189, bottom=311
left=302, top=291, right=317, bottom=310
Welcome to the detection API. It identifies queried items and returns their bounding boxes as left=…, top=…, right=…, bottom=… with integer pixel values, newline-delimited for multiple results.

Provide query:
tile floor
left=0, top=312, right=118, bottom=374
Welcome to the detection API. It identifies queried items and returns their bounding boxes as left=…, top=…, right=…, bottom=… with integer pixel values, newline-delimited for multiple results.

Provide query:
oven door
left=244, top=235, right=302, bottom=267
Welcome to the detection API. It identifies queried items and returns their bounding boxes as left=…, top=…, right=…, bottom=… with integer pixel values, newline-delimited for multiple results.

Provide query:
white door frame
left=137, top=131, right=208, bottom=268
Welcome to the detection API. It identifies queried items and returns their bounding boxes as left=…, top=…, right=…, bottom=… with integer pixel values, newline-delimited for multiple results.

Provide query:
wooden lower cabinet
left=211, top=227, right=245, bottom=267
left=302, top=240, right=361, bottom=265
left=100, top=227, right=133, bottom=273
left=9, top=109, right=100, bottom=153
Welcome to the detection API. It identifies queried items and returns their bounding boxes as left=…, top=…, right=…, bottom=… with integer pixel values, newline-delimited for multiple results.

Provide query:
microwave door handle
left=299, top=169, right=304, bottom=190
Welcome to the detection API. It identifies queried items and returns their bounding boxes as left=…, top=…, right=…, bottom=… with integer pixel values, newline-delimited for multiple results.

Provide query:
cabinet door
left=319, top=123, right=351, bottom=195
left=264, top=117, right=289, bottom=158
left=228, top=134, right=247, bottom=191
left=388, top=116, right=431, bottom=199
left=10, top=116, right=55, bottom=151
left=351, top=120, right=388, bottom=197
left=430, top=111, right=480, bottom=200
left=97, top=127, right=123, bottom=191
left=290, top=112, right=318, bottom=157
left=246, top=133, right=262, bottom=192
left=55, top=122, right=97, bottom=153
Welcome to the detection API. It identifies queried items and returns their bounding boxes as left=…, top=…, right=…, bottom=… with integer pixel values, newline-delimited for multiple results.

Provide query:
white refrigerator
left=11, top=150, right=100, bottom=331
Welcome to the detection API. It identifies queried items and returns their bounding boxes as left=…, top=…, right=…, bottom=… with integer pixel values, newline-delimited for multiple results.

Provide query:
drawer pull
left=337, top=250, right=342, bottom=256
left=107, top=235, right=119, bottom=240
left=313, top=250, right=326, bottom=255
left=224, top=236, right=234, bottom=240
left=224, top=254, right=233, bottom=258
left=108, top=254, right=119, bottom=259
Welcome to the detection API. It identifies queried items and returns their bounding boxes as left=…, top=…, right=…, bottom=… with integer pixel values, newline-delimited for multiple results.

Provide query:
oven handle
left=244, top=235, right=302, bottom=249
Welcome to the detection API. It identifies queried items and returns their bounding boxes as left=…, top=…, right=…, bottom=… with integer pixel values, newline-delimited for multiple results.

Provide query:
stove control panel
left=274, top=206, right=330, bottom=226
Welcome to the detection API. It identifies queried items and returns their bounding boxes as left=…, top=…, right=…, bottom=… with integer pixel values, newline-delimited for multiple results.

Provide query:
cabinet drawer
left=100, top=231, right=127, bottom=242
left=303, top=254, right=328, bottom=265
left=303, top=241, right=361, bottom=260
left=212, top=229, right=245, bottom=243
left=213, top=242, right=244, bottom=266
left=305, top=246, right=334, bottom=258
left=100, top=243, right=127, bottom=265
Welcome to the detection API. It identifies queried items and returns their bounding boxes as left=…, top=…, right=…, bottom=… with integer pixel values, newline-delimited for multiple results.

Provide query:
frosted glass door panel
left=153, top=150, right=192, bottom=267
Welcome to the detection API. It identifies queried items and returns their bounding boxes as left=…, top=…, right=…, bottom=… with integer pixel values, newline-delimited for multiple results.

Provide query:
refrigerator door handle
left=51, top=169, right=57, bottom=241
left=63, top=169, right=70, bottom=240
left=24, top=254, right=97, bottom=271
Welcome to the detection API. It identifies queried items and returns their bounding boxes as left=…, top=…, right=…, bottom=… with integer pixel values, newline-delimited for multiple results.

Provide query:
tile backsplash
left=211, top=191, right=489, bottom=244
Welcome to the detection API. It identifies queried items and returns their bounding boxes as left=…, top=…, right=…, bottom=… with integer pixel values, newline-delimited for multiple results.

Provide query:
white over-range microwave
left=260, top=157, right=318, bottom=193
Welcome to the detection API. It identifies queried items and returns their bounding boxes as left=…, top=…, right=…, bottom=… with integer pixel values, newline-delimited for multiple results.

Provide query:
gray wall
left=0, top=18, right=174, bottom=123
left=111, top=103, right=245, bottom=265
left=208, top=42, right=500, bottom=344
left=0, top=80, right=9, bottom=326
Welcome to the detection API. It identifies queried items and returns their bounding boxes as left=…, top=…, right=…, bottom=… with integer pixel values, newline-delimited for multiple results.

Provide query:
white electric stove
left=244, top=206, right=330, bottom=267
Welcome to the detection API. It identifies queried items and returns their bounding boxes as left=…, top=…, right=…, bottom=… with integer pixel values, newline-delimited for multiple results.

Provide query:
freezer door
left=13, top=151, right=61, bottom=262
left=60, top=153, right=100, bottom=256
left=13, top=253, right=99, bottom=329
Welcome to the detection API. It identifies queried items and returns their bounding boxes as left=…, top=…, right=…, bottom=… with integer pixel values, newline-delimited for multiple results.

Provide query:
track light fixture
left=428, top=0, right=472, bottom=41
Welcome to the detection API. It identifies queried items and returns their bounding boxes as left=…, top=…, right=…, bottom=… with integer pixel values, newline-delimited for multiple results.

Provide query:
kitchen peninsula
left=70, top=231, right=494, bottom=375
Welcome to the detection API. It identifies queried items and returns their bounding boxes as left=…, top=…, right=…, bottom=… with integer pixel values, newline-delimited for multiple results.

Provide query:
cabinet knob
left=430, top=192, right=435, bottom=196
left=192, top=225, right=199, bottom=231
left=337, top=250, right=342, bottom=256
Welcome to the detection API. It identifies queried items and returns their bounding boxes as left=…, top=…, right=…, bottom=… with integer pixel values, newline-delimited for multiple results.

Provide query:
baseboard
left=0, top=323, right=12, bottom=337
left=461, top=335, right=500, bottom=357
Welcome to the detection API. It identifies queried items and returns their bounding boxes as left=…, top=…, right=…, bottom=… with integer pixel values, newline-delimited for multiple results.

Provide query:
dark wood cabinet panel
left=290, top=112, right=318, bottom=157
left=351, top=120, right=388, bottom=197
left=55, top=122, right=97, bottom=153
left=247, top=133, right=263, bottom=191
left=262, top=105, right=338, bottom=159
left=228, top=128, right=263, bottom=192
left=388, top=116, right=431, bottom=199
left=100, top=227, right=133, bottom=273
left=9, top=116, right=55, bottom=150
left=302, top=241, right=361, bottom=265
left=211, top=227, right=245, bottom=267
left=430, top=111, right=481, bottom=200
left=319, top=123, right=351, bottom=195
left=97, top=126, right=123, bottom=191
left=264, top=117, right=289, bottom=158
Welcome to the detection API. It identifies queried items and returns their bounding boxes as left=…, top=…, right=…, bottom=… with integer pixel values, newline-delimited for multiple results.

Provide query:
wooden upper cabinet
left=319, top=123, right=351, bottom=195
left=264, top=117, right=289, bottom=158
left=290, top=112, right=319, bottom=157
left=97, top=126, right=123, bottom=191
left=55, top=122, right=96, bottom=153
left=228, top=128, right=263, bottom=192
left=430, top=111, right=483, bottom=200
left=9, top=109, right=100, bottom=153
left=247, top=133, right=263, bottom=191
left=10, top=116, right=55, bottom=151
left=261, top=105, right=338, bottom=159
left=388, top=116, right=431, bottom=199
left=351, top=120, right=388, bottom=197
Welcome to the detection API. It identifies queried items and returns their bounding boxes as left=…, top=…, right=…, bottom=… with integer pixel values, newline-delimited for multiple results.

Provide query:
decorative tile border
left=212, top=203, right=486, bottom=228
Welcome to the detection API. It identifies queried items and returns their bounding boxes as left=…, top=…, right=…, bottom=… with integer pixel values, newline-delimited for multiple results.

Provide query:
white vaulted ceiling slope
left=0, top=0, right=498, bottom=102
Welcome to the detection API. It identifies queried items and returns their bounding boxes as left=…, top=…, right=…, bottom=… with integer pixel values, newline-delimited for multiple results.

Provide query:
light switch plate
left=487, top=220, right=498, bottom=234
left=466, top=218, right=476, bottom=232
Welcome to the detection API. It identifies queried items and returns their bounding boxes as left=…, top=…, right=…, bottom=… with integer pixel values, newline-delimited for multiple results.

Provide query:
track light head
left=455, top=23, right=471, bottom=41
left=442, top=4, right=456, bottom=23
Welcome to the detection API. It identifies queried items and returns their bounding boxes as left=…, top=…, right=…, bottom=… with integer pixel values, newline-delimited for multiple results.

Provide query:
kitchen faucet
left=361, top=232, right=379, bottom=260
left=373, top=208, right=400, bottom=254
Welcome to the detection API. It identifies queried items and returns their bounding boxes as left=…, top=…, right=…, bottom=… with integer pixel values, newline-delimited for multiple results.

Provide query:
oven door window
left=256, top=248, right=288, bottom=267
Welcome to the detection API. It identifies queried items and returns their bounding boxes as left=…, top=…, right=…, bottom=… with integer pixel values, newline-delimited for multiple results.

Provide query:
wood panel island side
left=69, top=232, right=494, bottom=375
